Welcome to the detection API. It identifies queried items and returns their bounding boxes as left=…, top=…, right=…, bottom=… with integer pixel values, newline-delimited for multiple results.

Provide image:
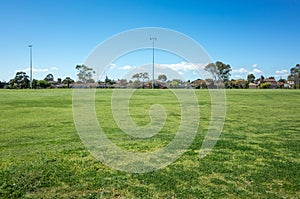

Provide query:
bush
left=260, top=82, right=271, bottom=89
left=37, top=80, right=50, bottom=89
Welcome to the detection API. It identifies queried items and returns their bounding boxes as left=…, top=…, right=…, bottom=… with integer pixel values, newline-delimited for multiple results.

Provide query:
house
left=283, top=83, right=291, bottom=89
left=263, top=78, right=277, bottom=89
left=287, top=80, right=295, bottom=88
left=249, top=83, right=259, bottom=89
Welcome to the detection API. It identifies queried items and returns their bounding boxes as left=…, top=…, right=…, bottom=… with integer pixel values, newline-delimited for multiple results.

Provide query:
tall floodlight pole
left=28, top=45, right=33, bottom=89
left=150, top=37, right=157, bottom=89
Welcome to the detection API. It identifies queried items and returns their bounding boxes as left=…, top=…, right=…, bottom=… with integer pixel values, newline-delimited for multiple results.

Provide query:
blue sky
left=1, top=0, right=300, bottom=82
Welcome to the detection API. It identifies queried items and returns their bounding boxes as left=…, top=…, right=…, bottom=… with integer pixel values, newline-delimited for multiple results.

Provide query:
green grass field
left=0, top=89, right=299, bottom=198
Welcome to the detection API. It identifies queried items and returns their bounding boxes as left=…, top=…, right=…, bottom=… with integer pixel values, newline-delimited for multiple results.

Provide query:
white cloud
left=234, top=75, right=243, bottom=79
left=275, top=69, right=288, bottom=75
left=34, top=68, right=49, bottom=72
left=118, top=62, right=207, bottom=81
left=119, top=65, right=132, bottom=70
left=17, top=67, right=59, bottom=73
left=230, top=67, right=263, bottom=79
left=18, top=68, right=49, bottom=73
left=251, top=68, right=263, bottom=74
left=157, top=62, right=206, bottom=71
left=232, top=68, right=248, bottom=74
left=252, top=64, right=258, bottom=68
left=232, top=67, right=262, bottom=75
left=109, top=64, right=116, bottom=69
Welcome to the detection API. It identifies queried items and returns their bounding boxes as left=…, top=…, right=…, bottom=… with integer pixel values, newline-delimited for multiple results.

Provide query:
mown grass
left=0, top=89, right=299, bottom=198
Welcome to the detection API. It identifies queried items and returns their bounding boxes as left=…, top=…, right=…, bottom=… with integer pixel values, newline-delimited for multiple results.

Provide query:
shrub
left=260, top=82, right=271, bottom=89
left=37, top=80, right=50, bottom=89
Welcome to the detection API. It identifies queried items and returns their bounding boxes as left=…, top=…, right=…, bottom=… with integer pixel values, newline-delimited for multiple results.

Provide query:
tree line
left=1, top=62, right=299, bottom=89
left=1, top=65, right=91, bottom=89
left=2, top=72, right=75, bottom=89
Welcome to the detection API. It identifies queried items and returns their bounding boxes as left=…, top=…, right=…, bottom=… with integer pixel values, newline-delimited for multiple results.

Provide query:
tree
left=278, top=78, right=286, bottom=83
left=169, top=79, right=183, bottom=88
left=140, top=72, right=149, bottom=88
left=215, top=61, right=231, bottom=82
left=259, top=75, right=265, bottom=83
left=109, top=79, right=128, bottom=88
left=204, top=63, right=218, bottom=81
left=32, top=79, right=38, bottom=89
left=192, top=79, right=207, bottom=89
left=235, top=79, right=247, bottom=89
left=0, top=81, right=5, bottom=89
left=63, top=77, right=74, bottom=88
left=289, top=64, right=300, bottom=89
left=57, top=78, right=62, bottom=84
left=119, top=79, right=128, bottom=87
left=132, top=72, right=149, bottom=88
left=44, top=73, right=54, bottom=82
left=132, top=73, right=141, bottom=81
left=75, top=65, right=95, bottom=84
left=105, top=76, right=109, bottom=84
left=105, top=76, right=114, bottom=85
left=158, top=74, right=167, bottom=82
left=205, top=78, right=214, bottom=88
left=204, top=61, right=231, bottom=86
left=247, top=74, right=255, bottom=83
left=260, top=82, right=271, bottom=89
left=8, top=71, right=30, bottom=89
left=37, top=80, right=50, bottom=88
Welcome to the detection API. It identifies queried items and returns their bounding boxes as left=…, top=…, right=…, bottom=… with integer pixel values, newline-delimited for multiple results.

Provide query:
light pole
left=150, top=37, right=157, bottom=89
left=28, top=45, right=33, bottom=89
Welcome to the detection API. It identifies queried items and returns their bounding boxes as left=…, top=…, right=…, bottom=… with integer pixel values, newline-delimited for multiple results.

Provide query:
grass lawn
left=0, top=89, right=299, bottom=198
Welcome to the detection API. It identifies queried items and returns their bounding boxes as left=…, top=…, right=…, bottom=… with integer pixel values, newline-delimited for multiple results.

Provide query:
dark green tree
left=105, top=76, right=113, bottom=85
left=278, top=78, right=286, bottom=83
left=247, top=74, right=255, bottom=83
left=259, top=75, right=265, bottom=83
left=32, top=79, right=38, bottom=89
left=158, top=74, right=167, bottom=82
left=44, top=73, right=54, bottom=82
left=215, top=61, right=231, bottom=82
left=63, top=77, right=74, bottom=88
left=8, top=71, right=30, bottom=89
left=289, top=64, right=300, bottom=89
left=37, top=80, right=50, bottom=88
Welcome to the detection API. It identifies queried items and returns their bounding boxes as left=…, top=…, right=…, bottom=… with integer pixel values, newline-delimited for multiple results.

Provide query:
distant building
left=287, top=80, right=295, bottom=88
left=263, top=78, right=277, bottom=89
left=283, top=83, right=291, bottom=89
left=249, top=83, right=259, bottom=89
